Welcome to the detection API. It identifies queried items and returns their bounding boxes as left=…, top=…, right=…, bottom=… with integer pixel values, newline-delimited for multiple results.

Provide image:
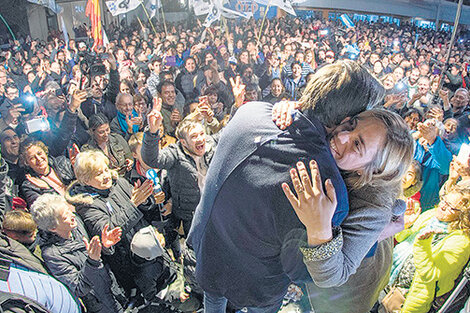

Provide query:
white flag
left=203, top=4, right=221, bottom=27
left=59, top=15, right=69, bottom=45
left=103, top=28, right=110, bottom=46
left=253, top=0, right=296, bottom=16
left=191, top=0, right=211, bottom=16
left=146, top=0, right=161, bottom=18
left=105, top=0, right=141, bottom=16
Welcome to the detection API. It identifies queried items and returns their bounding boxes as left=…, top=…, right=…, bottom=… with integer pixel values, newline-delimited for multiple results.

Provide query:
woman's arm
left=42, top=246, right=105, bottom=298
left=413, top=231, right=470, bottom=282
left=282, top=160, right=393, bottom=287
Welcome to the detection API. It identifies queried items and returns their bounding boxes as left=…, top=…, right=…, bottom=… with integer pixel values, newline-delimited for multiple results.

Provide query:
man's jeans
left=204, top=292, right=282, bottom=313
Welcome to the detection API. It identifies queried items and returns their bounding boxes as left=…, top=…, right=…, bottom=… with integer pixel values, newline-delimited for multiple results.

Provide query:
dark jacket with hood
left=39, top=215, right=123, bottom=313
left=175, top=68, right=201, bottom=100
left=20, top=155, right=75, bottom=207
left=141, top=132, right=217, bottom=221
left=66, top=177, right=173, bottom=299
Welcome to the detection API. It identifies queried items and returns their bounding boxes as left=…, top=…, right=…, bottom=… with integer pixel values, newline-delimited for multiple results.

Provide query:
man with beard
left=408, top=76, right=432, bottom=114
left=406, top=67, right=420, bottom=98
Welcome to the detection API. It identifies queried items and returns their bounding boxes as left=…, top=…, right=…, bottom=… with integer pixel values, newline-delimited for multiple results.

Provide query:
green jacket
left=396, top=209, right=470, bottom=313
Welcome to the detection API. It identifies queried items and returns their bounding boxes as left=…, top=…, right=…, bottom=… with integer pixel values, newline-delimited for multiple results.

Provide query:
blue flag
left=340, top=14, right=355, bottom=28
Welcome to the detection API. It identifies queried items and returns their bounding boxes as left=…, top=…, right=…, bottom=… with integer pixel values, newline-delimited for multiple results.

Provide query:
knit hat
left=130, top=226, right=164, bottom=260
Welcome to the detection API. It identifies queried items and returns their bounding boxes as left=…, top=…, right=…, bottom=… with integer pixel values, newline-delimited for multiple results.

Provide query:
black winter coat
left=39, top=216, right=123, bottom=313
left=141, top=133, right=217, bottom=221
left=20, top=156, right=75, bottom=207
left=67, top=178, right=173, bottom=299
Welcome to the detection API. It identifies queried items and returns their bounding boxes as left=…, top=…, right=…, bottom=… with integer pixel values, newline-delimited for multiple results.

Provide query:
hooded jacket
left=66, top=177, right=171, bottom=299
left=141, top=133, right=217, bottom=221
left=39, top=215, right=123, bottom=313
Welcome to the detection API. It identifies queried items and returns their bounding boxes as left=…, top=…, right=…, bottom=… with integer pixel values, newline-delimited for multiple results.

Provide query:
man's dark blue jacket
left=187, top=101, right=349, bottom=307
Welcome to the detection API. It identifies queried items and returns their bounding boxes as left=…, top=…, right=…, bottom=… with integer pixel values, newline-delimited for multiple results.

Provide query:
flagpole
left=160, top=4, right=168, bottom=37
left=222, top=16, right=230, bottom=50
left=137, top=16, right=145, bottom=29
left=140, top=0, right=158, bottom=35
left=257, top=1, right=271, bottom=47
left=0, top=13, right=16, bottom=41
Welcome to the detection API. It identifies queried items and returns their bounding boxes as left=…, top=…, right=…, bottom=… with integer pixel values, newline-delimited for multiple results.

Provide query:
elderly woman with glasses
left=383, top=186, right=470, bottom=313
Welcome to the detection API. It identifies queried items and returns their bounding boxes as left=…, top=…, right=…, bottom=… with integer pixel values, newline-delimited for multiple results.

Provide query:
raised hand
left=131, top=179, right=154, bottom=207
left=417, top=119, right=438, bottom=145
left=229, top=76, right=246, bottom=108
left=428, top=106, right=444, bottom=122
left=272, top=100, right=301, bottom=130
left=282, top=160, right=337, bottom=245
left=83, top=235, right=102, bottom=261
left=69, top=89, right=87, bottom=113
left=4, top=104, right=25, bottom=125
left=147, top=97, right=163, bottom=134
left=101, top=224, right=122, bottom=248
left=68, top=144, right=80, bottom=167
left=404, top=199, right=421, bottom=229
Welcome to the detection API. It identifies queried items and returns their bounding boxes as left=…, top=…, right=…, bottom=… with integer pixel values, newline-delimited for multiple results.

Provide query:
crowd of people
left=0, top=10, right=469, bottom=313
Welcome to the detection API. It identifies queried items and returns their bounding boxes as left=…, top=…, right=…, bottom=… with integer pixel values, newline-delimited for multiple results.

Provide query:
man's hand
left=83, top=236, right=102, bottom=261
left=198, top=98, right=214, bottom=123
left=272, top=100, right=301, bottom=130
left=4, top=104, right=25, bottom=125
left=126, top=114, right=143, bottom=133
left=170, top=108, right=182, bottom=125
left=147, top=97, right=163, bottom=134
left=428, top=106, right=444, bottom=122
left=69, top=90, right=87, bottom=113
left=229, top=76, right=246, bottom=108
left=101, top=224, right=122, bottom=248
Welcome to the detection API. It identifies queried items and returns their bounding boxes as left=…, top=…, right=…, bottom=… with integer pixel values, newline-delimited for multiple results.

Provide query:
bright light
left=25, top=95, right=35, bottom=102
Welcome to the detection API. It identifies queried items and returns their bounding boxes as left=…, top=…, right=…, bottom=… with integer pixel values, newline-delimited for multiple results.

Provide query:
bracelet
left=300, top=227, right=342, bottom=262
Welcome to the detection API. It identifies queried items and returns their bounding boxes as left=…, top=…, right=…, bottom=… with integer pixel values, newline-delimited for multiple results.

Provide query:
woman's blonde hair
left=299, top=60, right=384, bottom=129
left=73, top=149, right=118, bottom=185
left=343, top=109, right=415, bottom=190
left=447, top=186, right=470, bottom=236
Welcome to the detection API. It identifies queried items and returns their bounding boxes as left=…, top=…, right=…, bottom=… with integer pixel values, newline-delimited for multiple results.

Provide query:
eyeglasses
left=440, top=198, right=462, bottom=213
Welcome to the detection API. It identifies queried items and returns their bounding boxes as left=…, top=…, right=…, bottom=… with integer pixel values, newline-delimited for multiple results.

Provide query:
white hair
left=30, top=194, right=68, bottom=231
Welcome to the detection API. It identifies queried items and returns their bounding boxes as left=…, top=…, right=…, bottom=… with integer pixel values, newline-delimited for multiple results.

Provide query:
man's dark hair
left=403, top=108, right=423, bottom=121
left=157, top=80, right=175, bottom=94
left=300, top=60, right=385, bottom=128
